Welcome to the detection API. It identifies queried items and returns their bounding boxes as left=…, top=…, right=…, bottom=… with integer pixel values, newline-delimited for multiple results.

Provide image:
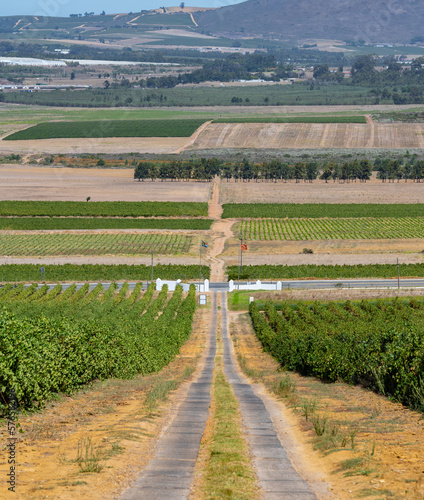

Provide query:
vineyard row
left=0, top=283, right=197, bottom=410
left=0, top=264, right=211, bottom=282
left=250, top=298, right=424, bottom=412
left=239, top=217, right=424, bottom=241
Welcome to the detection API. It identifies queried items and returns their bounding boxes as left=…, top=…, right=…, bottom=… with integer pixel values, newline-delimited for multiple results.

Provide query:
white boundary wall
left=229, top=280, right=282, bottom=292
left=156, top=279, right=209, bottom=292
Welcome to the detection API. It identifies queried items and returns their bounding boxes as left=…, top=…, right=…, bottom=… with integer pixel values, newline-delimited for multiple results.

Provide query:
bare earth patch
left=190, top=123, right=424, bottom=150
left=0, top=137, right=188, bottom=155
left=221, top=237, right=424, bottom=262
left=0, top=165, right=211, bottom=202
left=221, top=178, right=424, bottom=204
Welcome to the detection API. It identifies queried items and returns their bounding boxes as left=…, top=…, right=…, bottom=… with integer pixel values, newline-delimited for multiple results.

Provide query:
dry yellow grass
left=221, top=177, right=424, bottom=204
left=0, top=165, right=211, bottom=202
left=229, top=310, right=424, bottom=500
left=0, top=137, right=187, bottom=155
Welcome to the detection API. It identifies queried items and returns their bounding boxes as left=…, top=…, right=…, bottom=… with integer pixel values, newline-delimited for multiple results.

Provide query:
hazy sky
left=0, top=0, right=245, bottom=18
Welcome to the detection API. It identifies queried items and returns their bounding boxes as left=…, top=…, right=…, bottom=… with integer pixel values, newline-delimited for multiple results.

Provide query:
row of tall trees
left=134, top=157, right=424, bottom=183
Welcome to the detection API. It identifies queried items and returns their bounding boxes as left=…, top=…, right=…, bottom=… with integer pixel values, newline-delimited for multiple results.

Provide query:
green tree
left=306, top=162, right=318, bottom=183
left=320, top=163, right=333, bottom=183
left=221, top=162, right=233, bottom=182
left=134, top=162, right=149, bottom=182
left=294, top=162, right=306, bottom=183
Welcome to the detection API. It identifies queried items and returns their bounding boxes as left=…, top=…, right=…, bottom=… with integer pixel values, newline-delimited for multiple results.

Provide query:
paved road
left=212, top=278, right=424, bottom=291
left=4, top=278, right=424, bottom=294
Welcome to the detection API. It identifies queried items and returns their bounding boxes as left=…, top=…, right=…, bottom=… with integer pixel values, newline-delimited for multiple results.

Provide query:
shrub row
left=250, top=299, right=424, bottom=411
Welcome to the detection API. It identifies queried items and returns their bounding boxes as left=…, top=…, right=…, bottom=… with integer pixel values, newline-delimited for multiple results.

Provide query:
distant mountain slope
left=195, top=0, right=424, bottom=43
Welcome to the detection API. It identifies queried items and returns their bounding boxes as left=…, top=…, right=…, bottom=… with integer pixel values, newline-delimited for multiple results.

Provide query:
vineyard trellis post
left=199, top=242, right=202, bottom=290
left=151, top=250, right=154, bottom=284
left=238, top=230, right=245, bottom=288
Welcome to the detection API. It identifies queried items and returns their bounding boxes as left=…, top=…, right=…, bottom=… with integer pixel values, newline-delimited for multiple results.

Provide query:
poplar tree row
left=134, top=157, right=424, bottom=183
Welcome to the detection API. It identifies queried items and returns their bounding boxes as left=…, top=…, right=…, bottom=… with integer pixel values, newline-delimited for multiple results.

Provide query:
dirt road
left=121, top=294, right=325, bottom=499
left=206, top=176, right=235, bottom=281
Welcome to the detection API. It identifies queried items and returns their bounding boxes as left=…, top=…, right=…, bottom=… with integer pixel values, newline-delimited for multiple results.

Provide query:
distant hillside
left=194, top=0, right=424, bottom=43
left=0, top=10, right=198, bottom=34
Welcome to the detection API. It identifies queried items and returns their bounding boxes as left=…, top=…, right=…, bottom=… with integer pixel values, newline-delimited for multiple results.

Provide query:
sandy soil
left=221, top=177, right=424, bottom=204
left=207, top=177, right=234, bottom=281
left=222, top=238, right=424, bottom=259
left=0, top=165, right=211, bottom=202
left=0, top=137, right=188, bottom=155
left=190, top=122, right=424, bottom=150
left=230, top=310, right=424, bottom=500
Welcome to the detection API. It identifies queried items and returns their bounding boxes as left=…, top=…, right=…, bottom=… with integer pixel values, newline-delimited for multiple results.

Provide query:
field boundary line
left=174, top=120, right=213, bottom=154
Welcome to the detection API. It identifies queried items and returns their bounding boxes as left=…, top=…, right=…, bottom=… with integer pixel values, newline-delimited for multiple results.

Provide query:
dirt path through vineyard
left=207, top=176, right=235, bottom=282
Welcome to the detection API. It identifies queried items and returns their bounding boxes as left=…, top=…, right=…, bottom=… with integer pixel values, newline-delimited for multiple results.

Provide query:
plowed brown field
left=189, top=123, right=424, bottom=149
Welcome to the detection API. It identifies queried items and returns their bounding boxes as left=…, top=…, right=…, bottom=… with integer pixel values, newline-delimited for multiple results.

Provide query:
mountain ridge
left=194, top=0, right=424, bottom=44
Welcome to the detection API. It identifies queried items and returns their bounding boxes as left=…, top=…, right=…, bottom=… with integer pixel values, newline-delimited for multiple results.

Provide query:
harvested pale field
left=0, top=137, right=188, bottom=155
left=0, top=165, right=211, bottom=202
left=221, top=177, right=424, bottom=204
left=190, top=122, right=424, bottom=150
left=222, top=238, right=424, bottom=257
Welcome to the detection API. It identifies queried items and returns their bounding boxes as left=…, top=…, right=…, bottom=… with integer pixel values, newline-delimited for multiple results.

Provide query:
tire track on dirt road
left=220, top=294, right=319, bottom=500
left=122, top=292, right=322, bottom=499
left=365, top=114, right=375, bottom=148
left=121, top=295, right=218, bottom=500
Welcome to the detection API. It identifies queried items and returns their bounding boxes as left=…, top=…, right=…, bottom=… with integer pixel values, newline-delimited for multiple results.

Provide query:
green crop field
left=0, top=264, right=210, bottom=282
left=222, top=203, right=424, bottom=219
left=0, top=201, right=208, bottom=217
left=0, top=282, right=196, bottom=409
left=239, top=217, right=424, bottom=241
left=131, top=13, right=195, bottom=26
left=213, top=116, right=367, bottom=124
left=0, top=233, right=193, bottom=256
left=0, top=106, right=215, bottom=126
left=3, top=84, right=377, bottom=108
left=0, top=218, right=213, bottom=231
left=250, top=298, right=424, bottom=412
left=227, top=263, right=424, bottom=281
left=4, top=119, right=207, bottom=140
